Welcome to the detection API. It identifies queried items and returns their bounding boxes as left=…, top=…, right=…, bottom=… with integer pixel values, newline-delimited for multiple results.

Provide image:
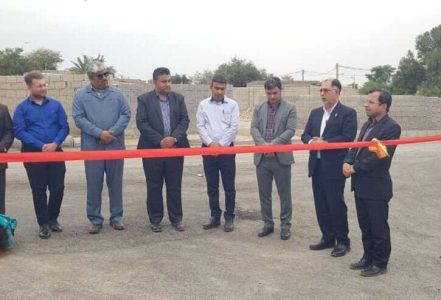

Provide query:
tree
left=360, top=65, right=395, bottom=94
left=26, top=48, right=63, bottom=70
left=365, top=65, right=395, bottom=84
left=392, top=51, right=426, bottom=95
left=191, top=70, right=214, bottom=84
left=215, top=57, right=268, bottom=87
left=415, top=24, right=441, bottom=96
left=70, top=54, right=116, bottom=75
left=281, top=74, right=294, bottom=81
left=171, top=74, right=192, bottom=84
left=0, top=48, right=31, bottom=75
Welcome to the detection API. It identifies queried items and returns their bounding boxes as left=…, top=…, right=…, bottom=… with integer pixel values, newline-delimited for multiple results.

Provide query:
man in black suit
left=0, top=104, right=14, bottom=215
left=136, top=67, right=190, bottom=232
left=301, top=78, right=357, bottom=257
left=343, top=89, right=401, bottom=277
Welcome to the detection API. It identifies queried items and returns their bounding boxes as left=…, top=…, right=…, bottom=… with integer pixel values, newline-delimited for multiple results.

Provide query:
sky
left=1, top=0, right=441, bottom=85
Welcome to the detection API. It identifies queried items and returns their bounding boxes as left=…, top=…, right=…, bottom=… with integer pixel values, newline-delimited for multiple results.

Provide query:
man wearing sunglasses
left=301, top=78, right=357, bottom=257
left=73, top=62, right=131, bottom=234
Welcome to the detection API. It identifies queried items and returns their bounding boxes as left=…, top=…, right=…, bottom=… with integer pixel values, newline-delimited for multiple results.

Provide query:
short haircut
left=211, top=74, right=227, bottom=85
left=153, top=67, right=170, bottom=80
left=24, top=71, right=44, bottom=86
left=264, top=77, right=282, bottom=90
left=323, top=78, right=342, bottom=93
left=368, top=89, right=392, bottom=112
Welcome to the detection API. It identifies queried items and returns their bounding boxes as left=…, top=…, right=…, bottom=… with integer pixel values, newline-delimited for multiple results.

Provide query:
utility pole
left=336, top=63, right=339, bottom=80
left=301, top=69, right=304, bottom=81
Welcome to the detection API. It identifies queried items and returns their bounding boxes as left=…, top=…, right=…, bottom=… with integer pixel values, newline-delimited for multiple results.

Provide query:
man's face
left=319, top=80, right=339, bottom=106
left=210, top=82, right=226, bottom=101
left=90, top=72, right=109, bottom=90
left=28, top=78, right=48, bottom=99
left=365, top=91, right=386, bottom=118
left=265, top=87, right=282, bottom=105
left=154, top=74, right=172, bottom=95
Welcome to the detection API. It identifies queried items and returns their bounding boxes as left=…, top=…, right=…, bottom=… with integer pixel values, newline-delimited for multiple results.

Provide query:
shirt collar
left=210, top=97, right=226, bottom=104
left=323, top=101, right=339, bottom=114
left=155, top=91, right=169, bottom=101
left=28, top=96, right=48, bottom=105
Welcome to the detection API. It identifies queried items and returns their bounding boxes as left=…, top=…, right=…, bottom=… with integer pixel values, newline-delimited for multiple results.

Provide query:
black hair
left=264, top=77, right=282, bottom=90
left=323, top=78, right=342, bottom=93
left=211, top=74, right=227, bottom=85
left=153, top=67, right=171, bottom=80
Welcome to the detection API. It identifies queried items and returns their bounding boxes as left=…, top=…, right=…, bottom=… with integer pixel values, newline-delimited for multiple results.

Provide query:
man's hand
left=42, top=143, right=58, bottom=152
left=343, top=162, right=355, bottom=178
left=208, top=142, right=222, bottom=147
left=263, top=142, right=275, bottom=157
left=310, top=137, right=327, bottom=144
left=100, top=131, right=116, bottom=144
left=160, top=137, right=177, bottom=148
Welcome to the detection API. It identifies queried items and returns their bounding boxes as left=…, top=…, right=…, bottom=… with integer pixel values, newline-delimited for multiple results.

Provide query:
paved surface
left=0, top=142, right=440, bottom=299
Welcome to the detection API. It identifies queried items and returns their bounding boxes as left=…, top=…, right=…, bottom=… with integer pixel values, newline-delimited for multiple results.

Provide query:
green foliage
left=0, top=48, right=31, bottom=75
left=392, top=51, right=425, bottom=95
left=171, top=74, right=192, bottom=84
left=215, top=57, right=269, bottom=87
left=69, top=54, right=116, bottom=75
left=26, top=48, right=63, bottom=70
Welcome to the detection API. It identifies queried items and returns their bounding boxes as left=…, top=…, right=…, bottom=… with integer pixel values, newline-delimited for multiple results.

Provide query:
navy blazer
left=301, top=102, right=357, bottom=179
left=136, top=90, right=190, bottom=149
left=345, top=114, right=401, bottom=201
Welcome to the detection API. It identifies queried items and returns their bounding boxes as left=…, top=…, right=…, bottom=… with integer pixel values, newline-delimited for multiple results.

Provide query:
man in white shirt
left=301, top=78, right=357, bottom=257
left=196, top=75, right=239, bottom=232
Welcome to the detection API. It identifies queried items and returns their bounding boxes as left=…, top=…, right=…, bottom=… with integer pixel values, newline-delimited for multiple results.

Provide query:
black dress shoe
left=257, top=227, right=274, bottom=237
left=48, top=220, right=63, bottom=232
left=110, top=220, right=125, bottom=230
left=39, top=224, right=51, bottom=239
left=203, top=217, right=221, bottom=230
left=280, top=228, right=291, bottom=240
left=309, top=239, right=335, bottom=250
left=172, top=221, right=185, bottom=231
left=150, top=223, right=162, bottom=233
left=350, top=258, right=372, bottom=270
left=331, top=244, right=350, bottom=257
left=224, top=219, right=234, bottom=232
left=360, top=265, right=387, bottom=277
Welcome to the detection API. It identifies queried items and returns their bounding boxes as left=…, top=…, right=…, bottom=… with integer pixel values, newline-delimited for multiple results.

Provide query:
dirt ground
left=0, top=141, right=440, bottom=299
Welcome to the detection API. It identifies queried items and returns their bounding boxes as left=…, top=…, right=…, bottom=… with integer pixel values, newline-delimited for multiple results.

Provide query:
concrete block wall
left=1, top=75, right=440, bottom=140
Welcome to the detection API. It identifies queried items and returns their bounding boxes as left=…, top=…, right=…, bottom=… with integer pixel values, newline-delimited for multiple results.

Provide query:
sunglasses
left=95, top=73, right=109, bottom=79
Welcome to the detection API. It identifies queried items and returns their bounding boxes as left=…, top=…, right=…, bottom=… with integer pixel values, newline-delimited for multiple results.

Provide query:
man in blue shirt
left=13, top=71, right=69, bottom=239
left=73, top=62, right=131, bottom=234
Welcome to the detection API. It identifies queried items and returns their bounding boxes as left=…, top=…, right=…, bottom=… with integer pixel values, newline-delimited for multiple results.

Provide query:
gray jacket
left=72, top=85, right=131, bottom=150
left=250, top=99, right=297, bottom=166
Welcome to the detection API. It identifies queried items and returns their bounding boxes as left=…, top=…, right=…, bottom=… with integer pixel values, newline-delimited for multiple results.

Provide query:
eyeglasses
left=95, top=73, right=109, bottom=79
left=319, top=88, right=337, bottom=94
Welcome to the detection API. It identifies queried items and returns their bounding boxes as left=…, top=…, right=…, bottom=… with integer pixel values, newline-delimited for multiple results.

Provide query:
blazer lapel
left=273, top=100, right=284, bottom=135
left=261, top=103, right=268, bottom=134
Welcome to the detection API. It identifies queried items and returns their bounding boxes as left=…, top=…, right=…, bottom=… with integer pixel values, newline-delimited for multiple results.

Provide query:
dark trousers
left=0, top=169, right=5, bottom=214
left=311, top=160, right=349, bottom=245
left=202, top=150, right=236, bottom=220
left=142, top=157, right=184, bottom=225
left=24, top=162, right=66, bottom=226
left=355, top=196, right=391, bottom=268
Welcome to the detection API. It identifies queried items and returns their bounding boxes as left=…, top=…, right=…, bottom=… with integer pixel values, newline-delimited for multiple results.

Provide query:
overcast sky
left=1, top=0, right=440, bottom=84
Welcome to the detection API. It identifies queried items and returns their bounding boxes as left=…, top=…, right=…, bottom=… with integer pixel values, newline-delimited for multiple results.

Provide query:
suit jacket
left=301, top=102, right=357, bottom=179
left=0, top=104, right=14, bottom=169
left=136, top=90, right=190, bottom=149
left=344, top=114, right=401, bottom=201
left=250, top=100, right=297, bottom=166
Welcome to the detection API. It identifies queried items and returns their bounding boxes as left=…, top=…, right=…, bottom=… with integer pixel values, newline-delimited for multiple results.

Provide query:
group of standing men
left=0, top=63, right=401, bottom=277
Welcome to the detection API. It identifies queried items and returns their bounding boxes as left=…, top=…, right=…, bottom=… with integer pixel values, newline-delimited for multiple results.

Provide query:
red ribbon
left=1, top=135, right=440, bottom=163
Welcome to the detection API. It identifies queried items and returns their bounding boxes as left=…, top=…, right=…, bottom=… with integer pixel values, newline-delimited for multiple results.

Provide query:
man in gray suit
left=251, top=77, right=297, bottom=240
